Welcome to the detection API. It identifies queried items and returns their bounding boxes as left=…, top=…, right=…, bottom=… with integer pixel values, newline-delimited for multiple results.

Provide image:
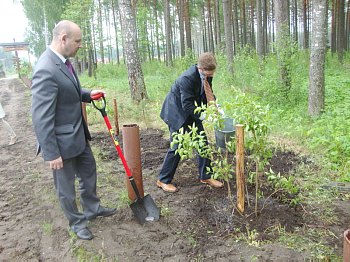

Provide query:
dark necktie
left=65, top=59, right=75, bottom=76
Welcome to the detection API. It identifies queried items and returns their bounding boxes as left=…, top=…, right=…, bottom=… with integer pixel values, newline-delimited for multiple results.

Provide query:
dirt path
left=0, top=77, right=346, bottom=261
left=0, top=78, right=75, bottom=260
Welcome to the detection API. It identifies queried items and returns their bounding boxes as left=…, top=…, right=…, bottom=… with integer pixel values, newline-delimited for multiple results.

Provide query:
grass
left=42, top=222, right=53, bottom=235
left=277, top=227, right=341, bottom=261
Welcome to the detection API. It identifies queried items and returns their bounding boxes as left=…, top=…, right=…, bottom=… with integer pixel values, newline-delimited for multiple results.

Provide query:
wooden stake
left=113, top=98, right=119, bottom=136
left=235, top=124, right=245, bottom=213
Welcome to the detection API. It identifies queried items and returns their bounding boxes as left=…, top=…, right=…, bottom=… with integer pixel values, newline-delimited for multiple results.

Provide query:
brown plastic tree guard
left=235, top=124, right=245, bottom=213
left=122, top=124, right=144, bottom=201
left=344, top=229, right=350, bottom=262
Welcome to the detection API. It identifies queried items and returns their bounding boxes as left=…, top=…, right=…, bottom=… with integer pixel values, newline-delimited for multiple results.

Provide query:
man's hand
left=49, top=156, right=63, bottom=170
left=199, top=112, right=206, bottom=121
left=217, top=104, right=225, bottom=116
left=91, top=89, right=106, bottom=98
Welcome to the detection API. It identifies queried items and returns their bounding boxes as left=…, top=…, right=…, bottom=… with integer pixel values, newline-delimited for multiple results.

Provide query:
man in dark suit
left=157, top=52, right=224, bottom=193
left=31, top=20, right=116, bottom=240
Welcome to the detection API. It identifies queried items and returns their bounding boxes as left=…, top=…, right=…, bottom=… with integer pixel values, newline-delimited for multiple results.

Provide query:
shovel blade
left=130, top=194, right=160, bottom=224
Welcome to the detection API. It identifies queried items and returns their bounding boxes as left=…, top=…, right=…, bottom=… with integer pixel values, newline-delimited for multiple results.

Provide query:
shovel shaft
left=102, top=114, right=133, bottom=179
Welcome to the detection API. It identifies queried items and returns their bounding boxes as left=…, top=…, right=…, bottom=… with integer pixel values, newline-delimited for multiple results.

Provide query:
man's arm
left=31, top=67, right=61, bottom=161
left=179, top=77, right=201, bottom=120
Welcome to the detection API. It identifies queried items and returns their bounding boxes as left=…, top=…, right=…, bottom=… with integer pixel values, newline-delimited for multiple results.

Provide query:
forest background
left=13, top=0, right=349, bottom=179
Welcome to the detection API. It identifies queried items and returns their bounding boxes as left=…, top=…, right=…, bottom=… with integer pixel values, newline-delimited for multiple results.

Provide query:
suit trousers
left=53, top=143, right=100, bottom=232
left=158, top=118, right=212, bottom=184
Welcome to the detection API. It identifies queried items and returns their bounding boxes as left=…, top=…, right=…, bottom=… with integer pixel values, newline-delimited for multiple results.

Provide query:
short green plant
left=266, top=169, right=298, bottom=194
left=42, top=222, right=53, bottom=235
left=171, top=123, right=211, bottom=161
left=234, top=226, right=261, bottom=247
left=117, top=189, right=132, bottom=208
left=265, top=168, right=301, bottom=206
left=160, top=206, right=173, bottom=218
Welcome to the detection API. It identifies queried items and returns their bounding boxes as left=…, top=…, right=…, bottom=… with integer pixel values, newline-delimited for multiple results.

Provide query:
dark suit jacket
left=160, top=65, right=213, bottom=131
left=31, top=48, right=91, bottom=161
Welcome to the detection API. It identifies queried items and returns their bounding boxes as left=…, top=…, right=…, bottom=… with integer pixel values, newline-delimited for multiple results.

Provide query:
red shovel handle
left=91, top=93, right=104, bottom=100
left=91, top=93, right=106, bottom=112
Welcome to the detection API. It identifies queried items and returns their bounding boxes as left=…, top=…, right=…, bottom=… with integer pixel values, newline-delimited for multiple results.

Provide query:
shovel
left=91, top=93, right=160, bottom=224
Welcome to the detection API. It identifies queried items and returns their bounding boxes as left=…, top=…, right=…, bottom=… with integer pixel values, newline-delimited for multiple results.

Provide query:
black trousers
left=158, top=118, right=212, bottom=184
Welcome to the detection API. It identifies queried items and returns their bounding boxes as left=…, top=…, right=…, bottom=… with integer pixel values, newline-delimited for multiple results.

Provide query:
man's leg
left=158, top=127, right=181, bottom=184
left=194, top=120, right=212, bottom=180
left=53, top=158, right=87, bottom=232
left=75, top=143, right=101, bottom=219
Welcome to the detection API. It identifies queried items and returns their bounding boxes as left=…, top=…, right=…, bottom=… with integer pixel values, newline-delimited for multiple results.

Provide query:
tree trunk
left=303, top=0, right=309, bottom=49
left=177, top=0, right=185, bottom=57
left=337, top=0, right=345, bottom=63
left=222, top=0, right=234, bottom=73
left=97, top=0, right=105, bottom=64
left=275, top=0, right=291, bottom=94
left=308, top=0, right=328, bottom=116
left=164, top=0, right=173, bottom=66
left=250, top=0, right=256, bottom=49
left=240, top=0, right=247, bottom=47
left=184, top=0, right=192, bottom=51
left=214, top=0, right=221, bottom=50
left=271, top=0, right=275, bottom=51
left=293, top=0, right=298, bottom=44
left=256, top=0, right=265, bottom=57
left=202, top=4, right=208, bottom=52
left=263, top=0, right=269, bottom=54
left=111, top=0, right=120, bottom=64
left=207, top=0, right=215, bottom=53
left=232, top=0, right=240, bottom=54
left=153, top=0, right=161, bottom=61
left=104, top=6, right=112, bottom=63
left=331, top=0, right=337, bottom=53
left=118, top=0, right=148, bottom=102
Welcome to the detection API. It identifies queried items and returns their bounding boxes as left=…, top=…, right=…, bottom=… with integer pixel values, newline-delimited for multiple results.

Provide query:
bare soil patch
left=0, top=78, right=347, bottom=261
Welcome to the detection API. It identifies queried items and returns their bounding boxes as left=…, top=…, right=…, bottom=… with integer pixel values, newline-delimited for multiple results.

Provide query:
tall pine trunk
left=308, top=0, right=328, bottom=116
left=118, top=0, right=148, bottom=102
left=222, top=0, right=234, bottom=73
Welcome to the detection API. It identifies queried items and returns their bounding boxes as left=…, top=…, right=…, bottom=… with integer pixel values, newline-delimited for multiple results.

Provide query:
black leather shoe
left=96, top=207, right=117, bottom=218
left=76, top=228, right=93, bottom=240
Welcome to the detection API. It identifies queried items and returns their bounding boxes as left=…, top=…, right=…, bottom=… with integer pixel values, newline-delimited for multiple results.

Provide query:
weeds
left=42, top=222, right=53, bottom=235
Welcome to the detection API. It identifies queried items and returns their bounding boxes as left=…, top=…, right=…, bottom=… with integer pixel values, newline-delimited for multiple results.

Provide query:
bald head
left=51, top=20, right=82, bottom=58
left=52, top=20, right=79, bottom=40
